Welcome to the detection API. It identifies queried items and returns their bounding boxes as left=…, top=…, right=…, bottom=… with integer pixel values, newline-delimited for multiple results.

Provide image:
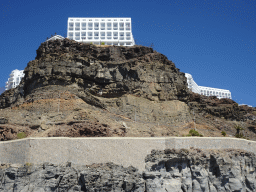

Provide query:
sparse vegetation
left=221, top=131, right=226, bottom=137
left=234, top=124, right=244, bottom=131
left=25, top=162, right=33, bottom=167
left=234, top=123, right=249, bottom=139
left=187, top=129, right=203, bottom=137
left=235, top=133, right=246, bottom=139
left=17, top=132, right=26, bottom=139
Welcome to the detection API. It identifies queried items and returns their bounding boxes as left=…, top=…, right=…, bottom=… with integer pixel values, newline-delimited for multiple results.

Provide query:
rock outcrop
left=144, top=148, right=256, bottom=191
left=0, top=39, right=188, bottom=109
left=0, top=39, right=255, bottom=140
left=187, top=92, right=255, bottom=121
left=0, top=148, right=255, bottom=191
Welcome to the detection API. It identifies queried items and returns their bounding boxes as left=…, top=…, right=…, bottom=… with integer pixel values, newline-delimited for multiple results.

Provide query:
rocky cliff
left=0, top=39, right=255, bottom=140
left=0, top=38, right=188, bottom=109
left=1, top=148, right=255, bottom=191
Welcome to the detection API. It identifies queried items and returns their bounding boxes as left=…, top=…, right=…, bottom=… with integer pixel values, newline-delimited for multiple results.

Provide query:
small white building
left=185, top=73, right=232, bottom=99
left=46, top=35, right=65, bottom=42
left=5, top=69, right=25, bottom=90
left=67, top=17, right=135, bottom=46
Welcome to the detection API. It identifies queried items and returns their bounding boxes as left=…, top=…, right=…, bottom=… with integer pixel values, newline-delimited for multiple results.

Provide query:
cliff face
left=1, top=149, right=255, bottom=192
left=0, top=39, right=255, bottom=140
left=25, top=39, right=188, bottom=104
left=0, top=39, right=189, bottom=109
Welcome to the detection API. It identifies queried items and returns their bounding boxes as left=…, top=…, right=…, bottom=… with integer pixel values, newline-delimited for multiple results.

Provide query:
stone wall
left=1, top=137, right=256, bottom=172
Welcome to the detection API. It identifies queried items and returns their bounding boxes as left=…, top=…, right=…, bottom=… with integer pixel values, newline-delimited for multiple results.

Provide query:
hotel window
left=107, top=32, right=112, bottom=39
left=113, top=32, right=118, bottom=39
left=75, top=23, right=80, bottom=30
left=94, top=32, right=99, bottom=39
left=94, top=23, right=99, bottom=30
left=100, top=32, right=105, bottom=40
left=81, top=23, right=86, bottom=30
left=113, top=23, right=118, bottom=30
left=88, top=32, right=92, bottom=39
left=126, top=32, right=131, bottom=40
left=75, top=32, right=80, bottom=40
left=107, top=23, right=111, bottom=30
left=69, top=23, right=74, bottom=30
left=119, top=23, right=124, bottom=28
left=100, top=23, right=105, bottom=30
left=125, top=23, right=130, bottom=30
left=119, top=32, right=124, bottom=40
left=88, top=23, right=93, bottom=30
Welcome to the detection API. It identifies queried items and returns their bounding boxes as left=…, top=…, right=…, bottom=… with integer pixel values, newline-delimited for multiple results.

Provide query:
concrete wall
left=1, top=137, right=256, bottom=172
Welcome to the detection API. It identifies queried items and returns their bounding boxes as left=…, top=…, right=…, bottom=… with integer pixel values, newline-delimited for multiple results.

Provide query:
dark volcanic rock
left=144, top=148, right=256, bottom=191
left=0, top=162, right=144, bottom=192
left=0, top=149, right=256, bottom=191
left=0, top=39, right=189, bottom=109
left=187, top=92, right=256, bottom=121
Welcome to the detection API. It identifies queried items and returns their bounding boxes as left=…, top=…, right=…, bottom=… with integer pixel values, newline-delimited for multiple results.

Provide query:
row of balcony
left=69, top=32, right=131, bottom=36
left=68, top=27, right=131, bottom=31
left=69, top=23, right=131, bottom=27
left=70, top=41, right=133, bottom=46
left=69, top=18, right=131, bottom=22
left=69, top=36, right=132, bottom=41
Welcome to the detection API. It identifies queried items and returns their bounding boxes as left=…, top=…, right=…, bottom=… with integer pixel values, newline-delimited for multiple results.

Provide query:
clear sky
left=0, top=0, right=255, bottom=106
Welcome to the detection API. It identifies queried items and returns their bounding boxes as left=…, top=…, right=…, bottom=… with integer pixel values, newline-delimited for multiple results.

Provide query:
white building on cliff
left=5, top=69, right=25, bottom=90
left=185, top=73, right=232, bottom=99
left=67, top=17, right=135, bottom=46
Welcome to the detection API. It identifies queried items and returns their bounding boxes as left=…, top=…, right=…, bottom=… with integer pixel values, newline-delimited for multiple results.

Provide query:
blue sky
left=0, top=0, right=255, bottom=106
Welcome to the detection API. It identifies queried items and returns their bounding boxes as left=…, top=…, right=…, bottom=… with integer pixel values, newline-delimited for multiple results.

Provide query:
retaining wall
left=1, top=137, right=256, bottom=172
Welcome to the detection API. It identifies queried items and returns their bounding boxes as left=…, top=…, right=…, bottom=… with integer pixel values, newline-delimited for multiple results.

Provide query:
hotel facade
left=67, top=17, right=135, bottom=46
left=185, top=73, right=232, bottom=99
left=5, top=69, right=24, bottom=90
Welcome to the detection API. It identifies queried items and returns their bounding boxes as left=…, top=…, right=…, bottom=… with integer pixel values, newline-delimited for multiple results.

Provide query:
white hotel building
left=185, top=73, right=232, bottom=99
left=67, top=17, right=135, bottom=46
left=5, top=69, right=25, bottom=90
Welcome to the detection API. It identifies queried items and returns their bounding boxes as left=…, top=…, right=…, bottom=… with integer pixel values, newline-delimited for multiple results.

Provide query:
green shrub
left=101, top=42, right=105, bottom=45
left=25, top=162, right=33, bottom=167
left=17, top=132, right=26, bottom=139
left=234, top=124, right=244, bottom=131
left=235, top=133, right=246, bottom=139
left=221, top=131, right=226, bottom=137
left=188, top=129, right=203, bottom=137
